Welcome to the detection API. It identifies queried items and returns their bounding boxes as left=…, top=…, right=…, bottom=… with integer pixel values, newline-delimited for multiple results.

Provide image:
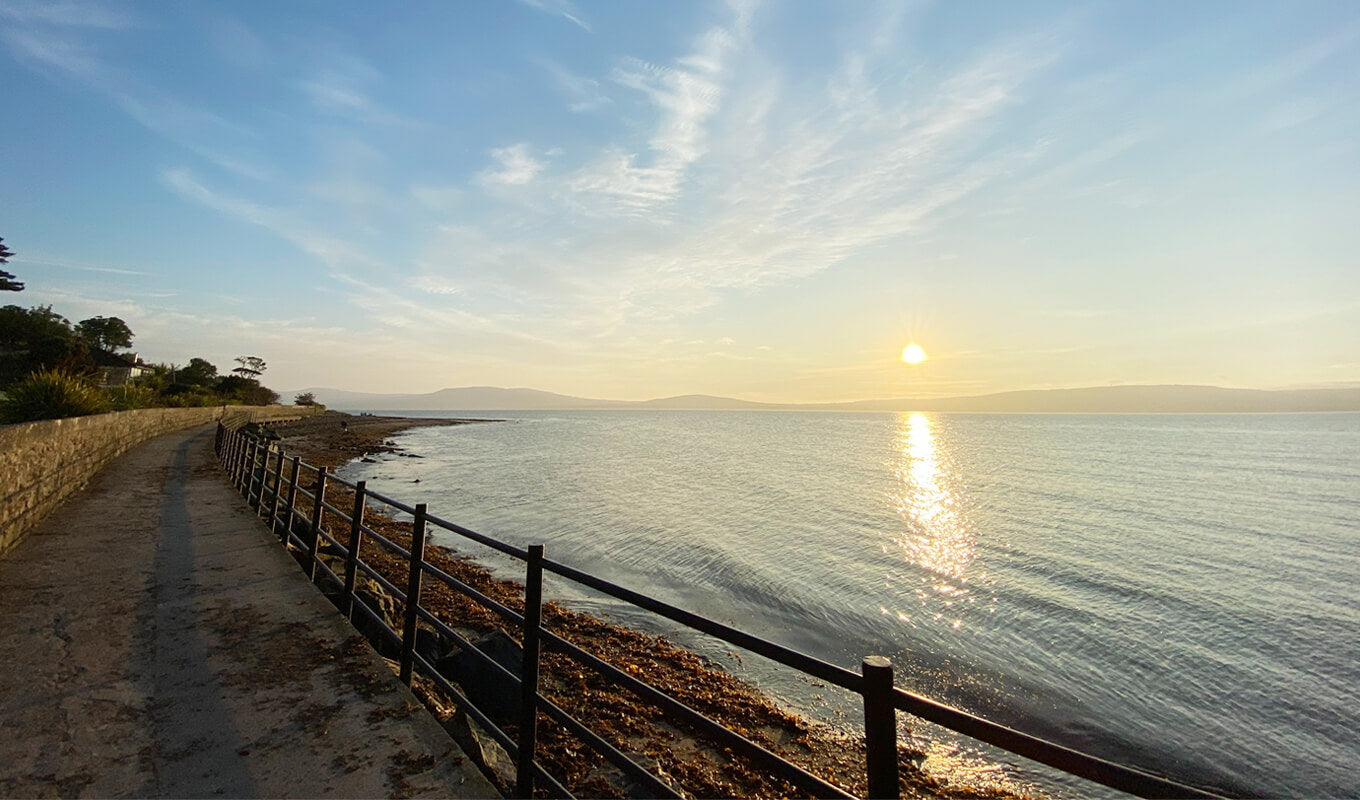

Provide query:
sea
left=340, top=411, right=1360, bottom=798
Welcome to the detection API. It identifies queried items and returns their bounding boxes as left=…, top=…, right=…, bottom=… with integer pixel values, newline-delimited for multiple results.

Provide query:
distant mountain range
left=285, top=384, right=1360, bottom=413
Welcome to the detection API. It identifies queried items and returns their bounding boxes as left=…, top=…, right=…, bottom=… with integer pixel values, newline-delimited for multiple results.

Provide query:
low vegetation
left=0, top=307, right=287, bottom=425
left=0, top=232, right=291, bottom=423
left=0, top=368, right=110, bottom=423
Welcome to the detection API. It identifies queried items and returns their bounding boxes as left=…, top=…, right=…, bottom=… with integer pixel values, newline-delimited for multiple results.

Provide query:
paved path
left=0, top=425, right=496, bottom=798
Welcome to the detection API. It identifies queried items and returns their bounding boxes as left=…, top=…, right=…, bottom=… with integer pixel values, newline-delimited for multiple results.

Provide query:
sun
left=901, top=343, right=927, bottom=364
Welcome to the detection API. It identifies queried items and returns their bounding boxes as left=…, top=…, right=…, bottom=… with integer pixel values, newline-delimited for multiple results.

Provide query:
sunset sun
left=902, top=344, right=927, bottom=364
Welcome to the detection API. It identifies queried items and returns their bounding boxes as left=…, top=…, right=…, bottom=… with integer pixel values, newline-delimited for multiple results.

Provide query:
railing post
left=232, top=433, right=247, bottom=490
left=863, top=655, right=900, bottom=800
left=260, top=445, right=277, bottom=514
left=266, top=446, right=284, bottom=524
left=398, top=503, right=427, bottom=685
left=236, top=434, right=249, bottom=492
left=283, top=456, right=301, bottom=545
left=249, top=439, right=265, bottom=506
left=516, top=544, right=546, bottom=799
left=225, top=429, right=237, bottom=475
left=344, top=480, right=367, bottom=621
left=307, top=466, right=328, bottom=580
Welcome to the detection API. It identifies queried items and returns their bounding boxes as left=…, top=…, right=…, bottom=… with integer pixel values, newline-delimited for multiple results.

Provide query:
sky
left=2, top=0, right=1358, bottom=403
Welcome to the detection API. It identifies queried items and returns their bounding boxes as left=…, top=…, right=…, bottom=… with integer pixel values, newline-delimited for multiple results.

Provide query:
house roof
left=92, top=349, right=137, bottom=368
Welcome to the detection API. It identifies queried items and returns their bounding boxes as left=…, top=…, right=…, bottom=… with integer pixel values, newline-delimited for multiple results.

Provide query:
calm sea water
left=342, top=411, right=1360, bottom=798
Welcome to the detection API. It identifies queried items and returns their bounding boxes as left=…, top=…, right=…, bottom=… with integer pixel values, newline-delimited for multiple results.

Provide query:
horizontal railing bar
left=354, top=560, right=408, bottom=605
left=326, top=473, right=359, bottom=490
left=534, top=692, right=683, bottom=799
left=283, top=527, right=306, bottom=550
left=352, top=595, right=403, bottom=649
left=540, top=629, right=855, bottom=799
left=362, top=526, right=413, bottom=561
left=890, top=688, right=1223, bottom=799
left=316, top=526, right=346, bottom=552
left=321, top=501, right=352, bottom=521
left=412, top=607, right=524, bottom=688
left=541, top=557, right=863, bottom=693
left=362, top=489, right=420, bottom=516
left=425, top=511, right=530, bottom=560
left=409, top=652, right=574, bottom=800
left=314, top=558, right=343, bottom=590
left=420, top=560, right=526, bottom=626
left=232, top=429, right=1224, bottom=799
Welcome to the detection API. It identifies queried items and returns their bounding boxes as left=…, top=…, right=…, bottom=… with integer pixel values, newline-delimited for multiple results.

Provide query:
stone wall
left=0, top=405, right=319, bottom=557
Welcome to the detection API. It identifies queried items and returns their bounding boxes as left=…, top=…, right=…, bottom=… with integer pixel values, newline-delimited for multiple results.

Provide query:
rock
left=349, top=580, right=402, bottom=660
left=435, top=630, right=523, bottom=724
left=414, top=628, right=451, bottom=665
left=442, top=707, right=516, bottom=795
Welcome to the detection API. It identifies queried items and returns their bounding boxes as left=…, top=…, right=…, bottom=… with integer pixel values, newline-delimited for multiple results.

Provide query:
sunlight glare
left=890, top=412, right=991, bottom=628
left=902, top=343, right=927, bottom=364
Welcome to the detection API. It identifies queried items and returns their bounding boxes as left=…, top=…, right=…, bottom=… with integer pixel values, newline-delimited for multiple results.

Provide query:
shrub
left=164, top=389, right=217, bottom=407
left=105, top=383, right=158, bottom=411
left=0, top=369, right=111, bottom=423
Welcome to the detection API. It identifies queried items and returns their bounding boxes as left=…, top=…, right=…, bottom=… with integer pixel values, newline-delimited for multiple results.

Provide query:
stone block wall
left=0, top=405, right=318, bottom=557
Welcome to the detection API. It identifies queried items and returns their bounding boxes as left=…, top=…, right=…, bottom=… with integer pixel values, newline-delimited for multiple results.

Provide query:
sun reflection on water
left=890, top=413, right=987, bottom=627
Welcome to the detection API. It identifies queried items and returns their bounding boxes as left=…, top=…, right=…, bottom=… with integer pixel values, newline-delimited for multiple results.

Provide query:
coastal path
left=0, top=423, right=496, bottom=798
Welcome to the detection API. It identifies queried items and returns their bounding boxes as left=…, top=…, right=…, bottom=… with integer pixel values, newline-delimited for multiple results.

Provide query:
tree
left=294, top=391, right=319, bottom=406
left=178, top=357, right=218, bottom=388
left=0, top=237, right=21, bottom=292
left=0, top=305, right=90, bottom=387
left=76, top=316, right=134, bottom=351
left=215, top=374, right=277, bottom=405
left=232, top=355, right=266, bottom=379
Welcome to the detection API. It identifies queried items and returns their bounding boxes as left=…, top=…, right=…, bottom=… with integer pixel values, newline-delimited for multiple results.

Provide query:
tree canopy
left=76, top=316, right=134, bottom=351
left=0, top=305, right=90, bottom=387
left=178, top=357, right=218, bottom=388
left=232, top=355, right=266, bottom=379
left=0, top=237, right=21, bottom=292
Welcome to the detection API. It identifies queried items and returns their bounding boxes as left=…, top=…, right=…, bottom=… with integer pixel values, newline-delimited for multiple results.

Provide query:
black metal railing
left=215, top=423, right=1226, bottom=800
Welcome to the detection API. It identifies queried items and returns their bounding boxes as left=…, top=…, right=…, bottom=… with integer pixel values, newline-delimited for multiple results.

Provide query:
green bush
left=0, top=369, right=111, bottom=423
left=105, top=383, right=158, bottom=411
left=164, top=389, right=217, bottom=407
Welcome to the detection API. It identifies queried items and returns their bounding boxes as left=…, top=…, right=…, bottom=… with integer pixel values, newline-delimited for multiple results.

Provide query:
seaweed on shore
left=269, top=418, right=1038, bottom=799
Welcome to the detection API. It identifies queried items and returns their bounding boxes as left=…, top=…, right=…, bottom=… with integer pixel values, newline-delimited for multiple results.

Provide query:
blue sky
left=2, top=0, right=1357, bottom=401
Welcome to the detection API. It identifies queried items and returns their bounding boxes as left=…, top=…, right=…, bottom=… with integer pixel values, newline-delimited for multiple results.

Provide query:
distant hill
left=286, top=384, right=1360, bottom=413
left=289, top=385, right=628, bottom=410
left=830, top=385, right=1360, bottom=413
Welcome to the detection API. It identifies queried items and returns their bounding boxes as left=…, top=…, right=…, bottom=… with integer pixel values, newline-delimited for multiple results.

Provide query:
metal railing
left=214, top=424, right=1227, bottom=800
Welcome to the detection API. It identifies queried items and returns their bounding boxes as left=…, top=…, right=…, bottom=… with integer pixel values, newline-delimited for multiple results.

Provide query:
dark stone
left=414, top=628, right=451, bottom=665
left=435, top=630, right=523, bottom=723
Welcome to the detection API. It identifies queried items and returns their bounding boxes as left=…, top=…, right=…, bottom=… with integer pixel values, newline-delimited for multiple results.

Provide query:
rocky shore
left=264, top=411, right=1034, bottom=799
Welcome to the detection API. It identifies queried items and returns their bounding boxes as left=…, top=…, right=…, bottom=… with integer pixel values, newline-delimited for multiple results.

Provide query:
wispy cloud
left=516, top=0, right=591, bottom=33
left=540, top=59, right=612, bottom=112
left=401, top=8, right=1065, bottom=343
left=161, top=168, right=380, bottom=274
left=0, top=0, right=132, bottom=29
left=478, top=144, right=546, bottom=186
left=566, top=18, right=741, bottom=217
left=17, top=255, right=154, bottom=277
left=1, top=23, right=270, bottom=180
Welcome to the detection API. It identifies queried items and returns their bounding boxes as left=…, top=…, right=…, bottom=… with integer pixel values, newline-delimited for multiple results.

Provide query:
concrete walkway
left=0, top=425, right=497, bottom=798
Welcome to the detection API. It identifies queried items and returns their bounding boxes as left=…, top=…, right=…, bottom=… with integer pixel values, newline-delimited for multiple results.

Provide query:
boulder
left=435, top=629, right=523, bottom=724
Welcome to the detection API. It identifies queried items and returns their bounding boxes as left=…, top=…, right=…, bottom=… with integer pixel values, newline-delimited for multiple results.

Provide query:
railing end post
left=398, top=503, right=428, bottom=686
left=863, top=654, right=900, bottom=800
left=515, top=543, right=546, bottom=799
